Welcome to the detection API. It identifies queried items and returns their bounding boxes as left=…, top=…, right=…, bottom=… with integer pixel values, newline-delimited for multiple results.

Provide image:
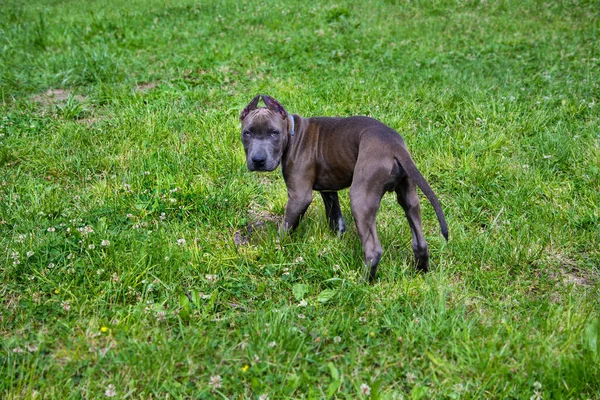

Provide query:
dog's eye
left=270, top=130, right=279, bottom=137
left=243, top=131, right=251, bottom=137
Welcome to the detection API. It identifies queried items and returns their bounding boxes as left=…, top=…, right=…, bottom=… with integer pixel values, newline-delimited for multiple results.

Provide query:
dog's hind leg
left=320, top=191, right=346, bottom=234
left=349, top=153, right=391, bottom=281
left=350, top=185, right=383, bottom=281
left=395, top=176, right=429, bottom=272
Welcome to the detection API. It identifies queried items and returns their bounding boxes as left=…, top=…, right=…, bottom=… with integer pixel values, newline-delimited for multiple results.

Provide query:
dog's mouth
left=247, top=161, right=280, bottom=172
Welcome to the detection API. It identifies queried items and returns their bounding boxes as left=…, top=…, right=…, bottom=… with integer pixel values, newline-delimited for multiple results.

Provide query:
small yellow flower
left=241, top=364, right=249, bottom=373
left=54, top=289, right=59, bottom=294
left=100, top=326, right=109, bottom=333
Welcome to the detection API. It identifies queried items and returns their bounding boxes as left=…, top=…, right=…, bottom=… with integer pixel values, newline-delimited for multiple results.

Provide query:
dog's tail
left=395, top=146, right=448, bottom=241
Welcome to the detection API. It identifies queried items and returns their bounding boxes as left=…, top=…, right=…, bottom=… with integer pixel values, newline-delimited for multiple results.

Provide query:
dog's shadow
left=232, top=202, right=423, bottom=281
left=232, top=207, right=373, bottom=278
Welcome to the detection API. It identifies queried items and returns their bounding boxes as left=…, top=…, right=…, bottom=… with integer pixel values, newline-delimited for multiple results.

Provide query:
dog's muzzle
left=247, top=158, right=279, bottom=172
left=246, top=143, right=280, bottom=171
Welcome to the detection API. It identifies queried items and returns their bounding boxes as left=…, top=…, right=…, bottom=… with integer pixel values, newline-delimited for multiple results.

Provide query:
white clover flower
left=209, top=375, right=222, bottom=389
left=105, top=384, right=116, bottom=397
left=360, top=383, right=371, bottom=395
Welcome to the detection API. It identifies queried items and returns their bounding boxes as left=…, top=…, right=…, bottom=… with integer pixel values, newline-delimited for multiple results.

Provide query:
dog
left=240, top=95, right=448, bottom=280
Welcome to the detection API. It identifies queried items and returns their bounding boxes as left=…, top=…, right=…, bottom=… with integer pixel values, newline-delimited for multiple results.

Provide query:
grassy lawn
left=1, top=0, right=599, bottom=398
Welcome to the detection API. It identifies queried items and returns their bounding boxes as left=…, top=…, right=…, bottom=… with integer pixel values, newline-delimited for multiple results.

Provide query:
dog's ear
left=262, top=95, right=288, bottom=120
left=240, top=95, right=261, bottom=121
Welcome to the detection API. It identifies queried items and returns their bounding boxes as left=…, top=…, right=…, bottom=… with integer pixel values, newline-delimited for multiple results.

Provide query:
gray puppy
left=240, top=95, right=448, bottom=280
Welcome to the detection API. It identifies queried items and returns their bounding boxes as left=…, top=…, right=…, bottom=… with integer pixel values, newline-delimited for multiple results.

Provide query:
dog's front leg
left=320, top=191, right=346, bottom=234
left=281, top=187, right=313, bottom=233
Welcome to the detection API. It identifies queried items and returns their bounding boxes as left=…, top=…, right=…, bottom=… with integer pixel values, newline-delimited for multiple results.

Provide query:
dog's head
left=239, top=95, right=293, bottom=172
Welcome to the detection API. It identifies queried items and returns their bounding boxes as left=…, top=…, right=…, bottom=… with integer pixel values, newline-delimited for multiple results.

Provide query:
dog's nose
left=251, top=154, right=267, bottom=168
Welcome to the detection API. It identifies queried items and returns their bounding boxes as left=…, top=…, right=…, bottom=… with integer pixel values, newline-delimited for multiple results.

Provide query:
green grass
left=1, top=0, right=599, bottom=398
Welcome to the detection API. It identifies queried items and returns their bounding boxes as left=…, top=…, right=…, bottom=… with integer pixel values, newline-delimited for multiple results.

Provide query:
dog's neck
left=281, top=114, right=300, bottom=171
